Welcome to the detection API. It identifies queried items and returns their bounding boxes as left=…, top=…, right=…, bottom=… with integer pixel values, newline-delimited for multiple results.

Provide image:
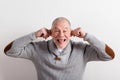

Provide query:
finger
left=76, top=31, right=80, bottom=37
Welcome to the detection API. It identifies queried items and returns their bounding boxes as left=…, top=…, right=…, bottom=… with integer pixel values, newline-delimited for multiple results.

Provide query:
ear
left=48, top=29, right=52, bottom=36
left=70, top=30, right=74, bottom=37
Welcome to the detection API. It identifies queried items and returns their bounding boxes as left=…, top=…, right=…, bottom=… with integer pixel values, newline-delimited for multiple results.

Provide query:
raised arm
left=4, top=41, right=13, bottom=54
left=4, top=27, right=51, bottom=56
left=71, top=27, right=115, bottom=59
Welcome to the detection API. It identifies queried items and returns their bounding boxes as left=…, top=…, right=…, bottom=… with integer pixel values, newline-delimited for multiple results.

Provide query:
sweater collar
left=48, top=39, right=72, bottom=56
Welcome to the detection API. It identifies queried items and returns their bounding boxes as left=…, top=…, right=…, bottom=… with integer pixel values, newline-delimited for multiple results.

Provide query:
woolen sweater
left=6, top=32, right=112, bottom=80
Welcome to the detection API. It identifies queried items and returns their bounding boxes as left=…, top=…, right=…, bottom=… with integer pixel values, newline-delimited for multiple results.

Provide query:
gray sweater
left=6, top=33, right=112, bottom=80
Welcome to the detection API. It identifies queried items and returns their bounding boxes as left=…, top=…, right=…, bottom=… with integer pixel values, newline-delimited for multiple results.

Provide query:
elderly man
left=4, top=17, right=115, bottom=80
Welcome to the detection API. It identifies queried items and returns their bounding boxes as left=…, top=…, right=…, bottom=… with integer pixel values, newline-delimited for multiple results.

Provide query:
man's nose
left=59, top=31, right=64, bottom=36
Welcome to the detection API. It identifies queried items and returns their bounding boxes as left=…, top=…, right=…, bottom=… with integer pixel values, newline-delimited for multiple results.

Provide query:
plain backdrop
left=0, top=0, right=119, bottom=80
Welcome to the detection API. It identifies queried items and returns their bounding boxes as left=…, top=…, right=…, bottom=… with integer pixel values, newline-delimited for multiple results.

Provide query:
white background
left=0, top=0, right=119, bottom=80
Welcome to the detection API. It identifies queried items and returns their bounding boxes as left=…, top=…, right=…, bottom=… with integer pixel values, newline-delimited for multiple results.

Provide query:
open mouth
left=57, top=39, right=66, bottom=43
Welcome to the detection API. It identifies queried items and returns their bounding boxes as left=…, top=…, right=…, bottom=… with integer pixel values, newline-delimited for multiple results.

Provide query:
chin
left=57, top=44, right=67, bottom=49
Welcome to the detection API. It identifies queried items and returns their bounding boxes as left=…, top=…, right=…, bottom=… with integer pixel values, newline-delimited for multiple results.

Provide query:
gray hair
left=52, top=17, right=71, bottom=27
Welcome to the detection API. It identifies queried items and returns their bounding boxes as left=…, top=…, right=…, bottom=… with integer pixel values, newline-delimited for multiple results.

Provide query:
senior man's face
left=51, top=20, right=71, bottom=49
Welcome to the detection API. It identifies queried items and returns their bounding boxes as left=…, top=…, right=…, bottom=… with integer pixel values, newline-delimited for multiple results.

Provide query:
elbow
left=4, top=42, right=13, bottom=55
left=105, top=44, right=115, bottom=59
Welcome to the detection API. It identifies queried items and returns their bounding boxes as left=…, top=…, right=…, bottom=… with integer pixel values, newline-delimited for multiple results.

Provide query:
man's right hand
left=35, top=28, right=51, bottom=39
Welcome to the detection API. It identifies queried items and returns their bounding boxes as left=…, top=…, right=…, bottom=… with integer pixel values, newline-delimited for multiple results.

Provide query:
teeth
left=57, top=39, right=66, bottom=43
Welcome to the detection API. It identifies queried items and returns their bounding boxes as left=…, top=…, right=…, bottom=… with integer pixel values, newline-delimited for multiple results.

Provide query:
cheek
left=51, top=33, right=58, bottom=38
left=65, top=32, right=71, bottom=37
